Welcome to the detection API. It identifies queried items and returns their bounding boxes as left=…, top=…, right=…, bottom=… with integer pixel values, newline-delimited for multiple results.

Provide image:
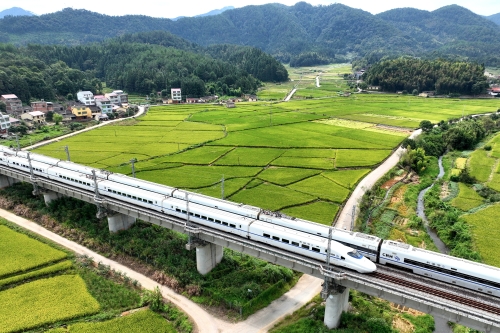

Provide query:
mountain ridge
left=1, top=3, right=499, bottom=65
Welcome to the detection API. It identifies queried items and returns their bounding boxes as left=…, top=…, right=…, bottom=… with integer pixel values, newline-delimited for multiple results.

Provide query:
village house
left=489, top=87, right=500, bottom=97
left=95, top=96, right=112, bottom=114
left=105, top=92, right=120, bottom=105
left=31, top=100, right=54, bottom=113
left=0, top=113, right=11, bottom=134
left=186, top=97, right=202, bottom=104
left=76, top=91, right=95, bottom=105
left=1, top=94, right=23, bottom=116
left=112, top=90, right=128, bottom=104
left=171, top=88, right=182, bottom=103
left=21, top=111, right=45, bottom=126
left=70, top=105, right=92, bottom=120
left=226, top=101, right=235, bottom=108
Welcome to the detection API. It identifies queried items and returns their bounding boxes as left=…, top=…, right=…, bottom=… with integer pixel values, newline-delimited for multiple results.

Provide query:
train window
left=301, top=244, right=309, bottom=250
left=108, top=189, right=112, bottom=192
left=341, top=256, right=345, bottom=260
left=312, top=247, right=320, bottom=253
left=451, top=268, right=457, bottom=271
left=229, top=224, right=236, bottom=228
left=189, top=212, right=194, bottom=216
left=263, top=233, right=270, bottom=238
left=176, top=208, right=181, bottom=212
left=222, top=222, right=228, bottom=226
left=182, top=210, right=186, bottom=214
left=282, top=239, right=289, bottom=244
left=272, top=236, right=280, bottom=241
left=202, top=216, right=207, bottom=220
left=292, top=241, right=299, bottom=246
left=127, top=194, right=131, bottom=198
left=208, top=218, right=214, bottom=222
left=195, top=214, right=200, bottom=218
left=148, top=201, right=153, bottom=204
left=347, top=250, right=363, bottom=259
left=132, top=196, right=137, bottom=200
left=215, top=220, right=221, bottom=224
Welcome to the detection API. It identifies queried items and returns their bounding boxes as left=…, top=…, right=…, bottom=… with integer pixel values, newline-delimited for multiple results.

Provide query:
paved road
left=335, top=129, right=422, bottom=230
left=24, top=106, right=147, bottom=151
left=0, top=208, right=322, bottom=333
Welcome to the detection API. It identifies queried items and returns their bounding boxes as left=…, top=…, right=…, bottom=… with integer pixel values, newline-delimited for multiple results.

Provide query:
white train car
left=379, top=240, right=500, bottom=297
left=258, top=214, right=382, bottom=261
left=249, top=221, right=376, bottom=273
left=46, top=166, right=96, bottom=191
left=107, top=173, right=176, bottom=195
left=17, top=151, right=61, bottom=167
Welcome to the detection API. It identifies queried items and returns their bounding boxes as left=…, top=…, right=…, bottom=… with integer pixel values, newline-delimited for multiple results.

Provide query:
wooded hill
left=363, top=58, right=489, bottom=95
left=0, top=32, right=288, bottom=103
left=1, top=3, right=500, bottom=66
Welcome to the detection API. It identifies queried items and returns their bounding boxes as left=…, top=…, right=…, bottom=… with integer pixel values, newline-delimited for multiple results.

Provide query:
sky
left=1, top=0, right=499, bottom=19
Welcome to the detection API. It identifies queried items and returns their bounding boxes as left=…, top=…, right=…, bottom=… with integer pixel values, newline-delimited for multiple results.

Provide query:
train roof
left=253, top=220, right=327, bottom=244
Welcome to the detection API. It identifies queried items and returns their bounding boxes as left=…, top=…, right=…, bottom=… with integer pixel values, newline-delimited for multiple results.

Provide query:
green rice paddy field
left=33, top=95, right=500, bottom=225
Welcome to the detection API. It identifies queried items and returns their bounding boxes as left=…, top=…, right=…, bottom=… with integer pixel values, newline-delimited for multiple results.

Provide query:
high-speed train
left=2, top=146, right=500, bottom=297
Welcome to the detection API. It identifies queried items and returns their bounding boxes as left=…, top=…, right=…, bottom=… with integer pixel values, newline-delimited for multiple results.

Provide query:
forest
left=0, top=32, right=288, bottom=103
left=362, top=58, right=489, bottom=95
left=1, top=3, right=500, bottom=66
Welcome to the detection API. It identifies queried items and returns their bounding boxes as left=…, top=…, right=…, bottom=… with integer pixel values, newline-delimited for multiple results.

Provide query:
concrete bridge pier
left=0, top=175, right=19, bottom=189
left=196, top=242, right=223, bottom=275
left=324, top=286, right=350, bottom=329
left=42, top=190, right=62, bottom=206
left=107, top=212, right=136, bottom=233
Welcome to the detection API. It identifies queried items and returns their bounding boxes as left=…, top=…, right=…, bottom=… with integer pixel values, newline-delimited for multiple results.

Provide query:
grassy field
left=451, top=183, right=484, bottom=211
left=462, top=204, right=500, bottom=267
left=0, top=225, right=68, bottom=278
left=48, top=309, right=175, bottom=333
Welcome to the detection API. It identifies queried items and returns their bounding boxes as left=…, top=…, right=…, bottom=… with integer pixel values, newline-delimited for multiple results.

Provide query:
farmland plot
left=0, top=225, right=68, bottom=279
left=0, top=275, right=100, bottom=333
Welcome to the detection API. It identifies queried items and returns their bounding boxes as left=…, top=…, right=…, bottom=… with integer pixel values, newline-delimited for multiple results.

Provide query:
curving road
left=335, top=129, right=422, bottom=230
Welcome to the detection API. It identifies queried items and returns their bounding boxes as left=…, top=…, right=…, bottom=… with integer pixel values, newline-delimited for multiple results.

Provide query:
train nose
left=357, top=258, right=377, bottom=273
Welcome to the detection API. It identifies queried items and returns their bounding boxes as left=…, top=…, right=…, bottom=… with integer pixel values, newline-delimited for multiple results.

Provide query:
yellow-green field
left=462, top=204, right=500, bottom=267
left=32, top=94, right=500, bottom=225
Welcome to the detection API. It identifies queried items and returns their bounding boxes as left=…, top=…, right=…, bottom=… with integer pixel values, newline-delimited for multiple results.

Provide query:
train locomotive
left=1, top=145, right=500, bottom=296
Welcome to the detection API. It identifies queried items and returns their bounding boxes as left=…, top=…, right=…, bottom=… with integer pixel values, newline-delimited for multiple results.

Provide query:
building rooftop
left=1, top=94, right=18, bottom=99
left=29, top=111, right=45, bottom=116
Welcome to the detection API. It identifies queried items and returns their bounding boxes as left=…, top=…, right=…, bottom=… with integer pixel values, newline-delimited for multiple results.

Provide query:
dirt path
left=335, top=129, right=422, bottom=230
left=0, top=208, right=322, bottom=333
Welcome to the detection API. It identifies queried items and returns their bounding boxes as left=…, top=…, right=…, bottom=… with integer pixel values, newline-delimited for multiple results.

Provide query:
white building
left=0, top=113, right=11, bottom=133
left=105, top=92, right=120, bottom=105
left=95, top=96, right=112, bottom=114
left=171, top=88, right=182, bottom=103
left=76, top=91, right=95, bottom=105
left=112, top=90, right=128, bottom=104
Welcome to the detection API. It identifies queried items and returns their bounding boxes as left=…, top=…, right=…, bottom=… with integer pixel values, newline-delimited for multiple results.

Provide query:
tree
left=45, top=111, right=54, bottom=122
left=420, top=120, right=433, bottom=133
left=401, top=147, right=429, bottom=174
left=0, top=101, right=5, bottom=113
left=53, top=113, right=63, bottom=125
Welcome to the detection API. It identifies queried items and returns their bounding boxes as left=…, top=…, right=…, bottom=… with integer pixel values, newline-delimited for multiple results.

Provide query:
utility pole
left=27, top=152, right=39, bottom=195
left=130, top=158, right=137, bottom=178
left=14, top=134, right=20, bottom=151
left=64, top=146, right=71, bottom=161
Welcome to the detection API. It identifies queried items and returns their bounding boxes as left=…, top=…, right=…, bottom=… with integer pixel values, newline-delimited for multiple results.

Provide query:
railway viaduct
left=0, top=167, right=499, bottom=332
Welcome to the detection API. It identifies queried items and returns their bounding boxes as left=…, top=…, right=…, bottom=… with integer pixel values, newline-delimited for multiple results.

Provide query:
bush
left=484, top=145, right=492, bottom=151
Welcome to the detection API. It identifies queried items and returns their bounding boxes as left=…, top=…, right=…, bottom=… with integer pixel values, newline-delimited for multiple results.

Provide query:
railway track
left=371, top=272, right=500, bottom=315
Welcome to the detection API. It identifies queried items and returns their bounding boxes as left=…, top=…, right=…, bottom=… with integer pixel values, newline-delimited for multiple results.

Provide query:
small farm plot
left=0, top=225, right=68, bottom=279
left=322, top=169, right=371, bottom=189
left=451, top=183, right=484, bottom=211
left=229, top=183, right=316, bottom=211
left=196, top=177, right=251, bottom=198
left=272, top=156, right=335, bottom=169
left=159, top=146, right=233, bottom=164
left=258, top=167, right=320, bottom=185
left=468, top=149, right=496, bottom=183
left=47, top=309, right=176, bottom=333
left=282, top=201, right=340, bottom=225
left=462, top=204, right=500, bottom=267
left=214, top=148, right=285, bottom=166
left=0, top=275, right=100, bottom=333
left=287, top=175, right=350, bottom=203
left=335, top=149, right=392, bottom=168
left=138, top=165, right=262, bottom=188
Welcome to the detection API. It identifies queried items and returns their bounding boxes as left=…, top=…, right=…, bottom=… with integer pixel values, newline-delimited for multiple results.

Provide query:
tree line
left=362, top=57, right=489, bottom=95
left=0, top=33, right=289, bottom=102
